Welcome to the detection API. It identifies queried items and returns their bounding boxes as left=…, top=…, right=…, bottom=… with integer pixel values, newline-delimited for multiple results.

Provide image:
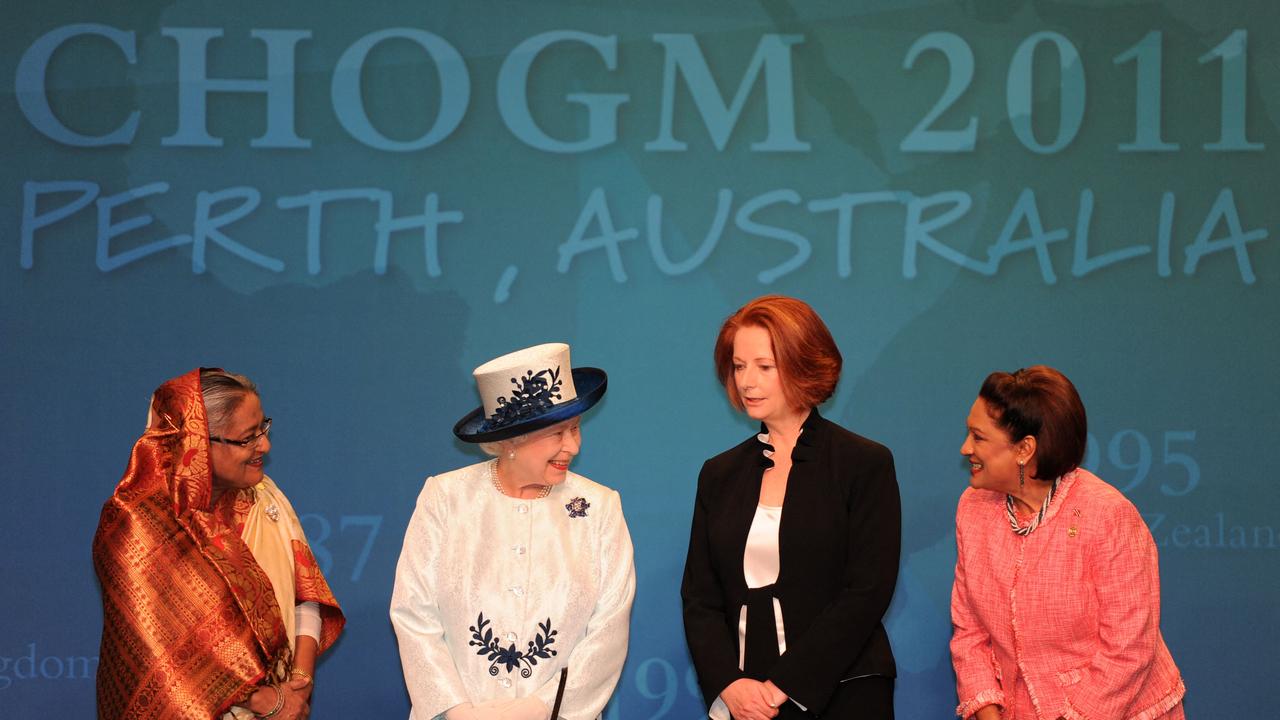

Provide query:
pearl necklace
left=489, top=459, right=551, bottom=499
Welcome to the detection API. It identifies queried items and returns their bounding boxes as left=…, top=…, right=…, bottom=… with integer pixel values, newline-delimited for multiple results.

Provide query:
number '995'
left=1082, top=430, right=1200, bottom=496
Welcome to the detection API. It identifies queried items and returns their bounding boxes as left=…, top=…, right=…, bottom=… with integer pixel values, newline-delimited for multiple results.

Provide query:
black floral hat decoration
left=453, top=343, right=607, bottom=443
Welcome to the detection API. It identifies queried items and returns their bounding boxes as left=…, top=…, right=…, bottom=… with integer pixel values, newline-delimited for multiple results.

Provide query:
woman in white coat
left=391, top=343, right=635, bottom=720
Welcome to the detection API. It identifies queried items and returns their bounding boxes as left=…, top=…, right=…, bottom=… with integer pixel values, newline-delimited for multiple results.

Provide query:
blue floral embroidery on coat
left=565, top=497, right=590, bottom=518
left=484, top=367, right=564, bottom=431
left=468, top=613, right=558, bottom=677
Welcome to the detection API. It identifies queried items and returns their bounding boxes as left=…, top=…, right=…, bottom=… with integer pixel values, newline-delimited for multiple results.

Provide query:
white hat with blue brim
left=453, top=343, right=607, bottom=443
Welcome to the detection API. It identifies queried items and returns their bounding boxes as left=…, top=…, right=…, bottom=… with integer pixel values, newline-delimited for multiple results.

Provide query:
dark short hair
left=979, top=365, right=1086, bottom=482
left=714, top=295, right=842, bottom=412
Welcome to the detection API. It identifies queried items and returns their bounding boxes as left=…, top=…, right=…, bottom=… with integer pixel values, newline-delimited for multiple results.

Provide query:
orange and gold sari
left=92, top=370, right=343, bottom=720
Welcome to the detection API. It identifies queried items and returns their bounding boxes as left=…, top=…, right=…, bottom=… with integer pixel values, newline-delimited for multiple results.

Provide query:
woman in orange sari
left=93, top=369, right=344, bottom=720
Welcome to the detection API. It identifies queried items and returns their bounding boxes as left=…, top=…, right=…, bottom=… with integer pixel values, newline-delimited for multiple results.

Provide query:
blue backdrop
left=3, top=1, right=1278, bottom=717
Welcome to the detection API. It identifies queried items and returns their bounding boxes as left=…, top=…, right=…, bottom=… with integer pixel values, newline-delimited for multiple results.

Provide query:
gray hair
left=476, top=417, right=579, bottom=456
left=478, top=432, right=538, bottom=457
left=478, top=438, right=519, bottom=457
left=199, top=369, right=258, bottom=434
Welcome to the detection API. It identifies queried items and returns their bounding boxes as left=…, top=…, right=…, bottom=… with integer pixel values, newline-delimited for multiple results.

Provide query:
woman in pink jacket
left=951, top=366, right=1185, bottom=720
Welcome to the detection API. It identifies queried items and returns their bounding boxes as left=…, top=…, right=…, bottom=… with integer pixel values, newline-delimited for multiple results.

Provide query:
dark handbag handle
left=549, top=667, right=568, bottom=719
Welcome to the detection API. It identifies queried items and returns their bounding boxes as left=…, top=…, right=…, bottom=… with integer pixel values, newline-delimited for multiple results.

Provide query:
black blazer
left=681, top=408, right=901, bottom=716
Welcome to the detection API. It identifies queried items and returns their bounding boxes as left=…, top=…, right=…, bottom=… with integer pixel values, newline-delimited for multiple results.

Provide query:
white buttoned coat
left=391, top=460, right=635, bottom=720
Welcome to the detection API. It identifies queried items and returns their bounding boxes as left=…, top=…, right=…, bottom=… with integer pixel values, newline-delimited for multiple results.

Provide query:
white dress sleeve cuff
left=294, top=600, right=321, bottom=640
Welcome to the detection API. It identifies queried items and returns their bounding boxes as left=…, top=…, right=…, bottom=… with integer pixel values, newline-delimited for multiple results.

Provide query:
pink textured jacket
left=951, top=469, right=1185, bottom=720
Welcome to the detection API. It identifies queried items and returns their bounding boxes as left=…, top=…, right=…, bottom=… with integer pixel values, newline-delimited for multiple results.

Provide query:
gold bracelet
left=291, top=668, right=313, bottom=684
left=255, top=684, right=285, bottom=719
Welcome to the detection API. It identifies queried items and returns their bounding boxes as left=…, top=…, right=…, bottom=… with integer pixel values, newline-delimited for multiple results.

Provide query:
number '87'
left=299, top=514, right=383, bottom=582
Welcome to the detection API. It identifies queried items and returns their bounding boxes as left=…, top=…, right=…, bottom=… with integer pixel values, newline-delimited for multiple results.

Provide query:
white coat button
left=513, top=544, right=526, bottom=556
left=516, top=504, right=529, bottom=514
left=511, top=585, right=525, bottom=597
left=500, top=678, right=512, bottom=688
left=505, top=631, right=518, bottom=643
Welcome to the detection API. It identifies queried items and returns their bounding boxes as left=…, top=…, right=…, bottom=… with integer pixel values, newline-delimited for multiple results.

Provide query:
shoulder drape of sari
left=93, top=369, right=343, bottom=720
left=237, top=476, right=343, bottom=651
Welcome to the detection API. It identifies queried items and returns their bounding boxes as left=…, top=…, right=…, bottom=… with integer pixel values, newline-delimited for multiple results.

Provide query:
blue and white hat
left=453, top=343, right=607, bottom=443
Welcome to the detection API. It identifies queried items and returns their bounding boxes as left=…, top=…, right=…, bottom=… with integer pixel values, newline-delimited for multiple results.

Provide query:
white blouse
left=709, top=432, right=809, bottom=720
left=391, top=460, right=636, bottom=720
left=740, top=503, right=786, bottom=658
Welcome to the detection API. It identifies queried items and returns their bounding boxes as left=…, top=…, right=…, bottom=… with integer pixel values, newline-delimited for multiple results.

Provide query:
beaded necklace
left=489, top=459, right=551, bottom=500
left=1005, top=477, right=1060, bottom=536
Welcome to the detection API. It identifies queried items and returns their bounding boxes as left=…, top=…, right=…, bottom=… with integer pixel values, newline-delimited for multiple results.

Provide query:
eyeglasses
left=210, top=418, right=272, bottom=449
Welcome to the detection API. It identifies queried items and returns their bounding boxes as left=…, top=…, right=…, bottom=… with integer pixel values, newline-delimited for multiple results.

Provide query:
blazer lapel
left=777, top=409, right=828, bottom=586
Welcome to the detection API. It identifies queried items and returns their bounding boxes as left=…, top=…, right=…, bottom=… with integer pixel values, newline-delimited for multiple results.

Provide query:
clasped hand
left=722, top=678, right=788, bottom=720
left=247, top=677, right=312, bottom=720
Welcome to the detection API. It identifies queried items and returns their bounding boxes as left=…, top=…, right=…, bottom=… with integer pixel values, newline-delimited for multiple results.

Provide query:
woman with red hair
left=682, top=295, right=901, bottom=720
